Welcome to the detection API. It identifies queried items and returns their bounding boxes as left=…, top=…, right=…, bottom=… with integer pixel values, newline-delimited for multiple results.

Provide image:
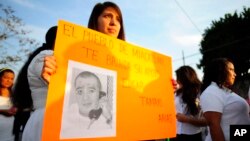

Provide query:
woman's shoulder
left=202, top=83, right=222, bottom=94
left=35, top=50, right=53, bottom=57
left=29, top=50, right=53, bottom=65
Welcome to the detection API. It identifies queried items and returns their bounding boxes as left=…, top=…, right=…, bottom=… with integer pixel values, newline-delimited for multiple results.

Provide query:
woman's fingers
left=41, top=55, right=57, bottom=83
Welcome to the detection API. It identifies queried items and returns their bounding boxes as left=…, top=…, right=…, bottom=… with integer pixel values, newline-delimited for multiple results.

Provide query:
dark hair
left=75, top=71, right=101, bottom=89
left=201, top=58, right=233, bottom=92
left=0, top=68, right=14, bottom=77
left=45, top=26, right=58, bottom=50
left=175, top=66, right=201, bottom=116
left=11, top=26, right=57, bottom=109
left=88, top=1, right=125, bottom=40
left=0, top=68, right=15, bottom=92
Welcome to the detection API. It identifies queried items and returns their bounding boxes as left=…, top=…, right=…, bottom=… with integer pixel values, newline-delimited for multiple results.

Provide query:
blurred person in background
left=171, top=66, right=207, bottom=141
left=200, top=58, right=250, bottom=141
left=0, top=68, right=16, bottom=141
left=12, top=26, right=57, bottom=141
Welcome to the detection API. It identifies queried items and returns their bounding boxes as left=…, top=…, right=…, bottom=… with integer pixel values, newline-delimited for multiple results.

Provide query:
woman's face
left=176, top=79, right=182, bottom=89
left=0, top=72, right=15, bottom=88
left=97, top=7, right=121, bottom=38
left=225, top=62, right=236, bottom=86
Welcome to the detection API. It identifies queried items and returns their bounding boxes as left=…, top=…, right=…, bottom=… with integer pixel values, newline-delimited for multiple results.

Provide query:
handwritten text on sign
left=43, top=20, right=176, bottom=141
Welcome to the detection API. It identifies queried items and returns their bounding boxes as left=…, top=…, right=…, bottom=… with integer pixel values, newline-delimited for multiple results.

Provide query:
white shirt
left=27, top=50, right=53, bottom=109
left=0, top=96, right=12, bottom=110
left=22, top=50, right=53, bottom=141
left=175, top=93, right=202, bottom=135
left=200, top=82, right=250, bottom=141
left=0, top=96, right=14, bottom=141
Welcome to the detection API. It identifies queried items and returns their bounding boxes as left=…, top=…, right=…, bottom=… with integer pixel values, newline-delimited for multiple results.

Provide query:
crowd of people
left=0, top=1, right=249, bottom=141
left=170, top=58, right=250, bottom=141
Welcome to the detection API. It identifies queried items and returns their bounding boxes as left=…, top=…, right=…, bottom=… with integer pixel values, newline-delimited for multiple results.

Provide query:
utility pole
left=182, top=50, right=185, bottom=65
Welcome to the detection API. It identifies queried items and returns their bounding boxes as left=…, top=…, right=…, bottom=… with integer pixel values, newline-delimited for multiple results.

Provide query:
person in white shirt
left=200, top=58, right=250, bottom=141
left=19, top=26, right=57, bottom=141
left=171, top=66, right=207, bottom=141
left=0, top=68, right=16, bottom=141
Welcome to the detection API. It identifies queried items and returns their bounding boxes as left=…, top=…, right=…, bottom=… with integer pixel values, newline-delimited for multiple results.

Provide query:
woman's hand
left=0, top=106, right=17, bottom=116
left=41, top=55, right=57, bottom=83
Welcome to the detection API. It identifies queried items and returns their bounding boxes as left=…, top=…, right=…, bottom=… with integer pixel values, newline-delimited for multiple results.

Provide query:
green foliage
left=198, top=7, right=250, bottom=78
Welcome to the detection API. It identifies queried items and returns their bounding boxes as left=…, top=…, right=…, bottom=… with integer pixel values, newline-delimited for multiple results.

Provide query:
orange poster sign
left=42, top=20, right=176, bottom=141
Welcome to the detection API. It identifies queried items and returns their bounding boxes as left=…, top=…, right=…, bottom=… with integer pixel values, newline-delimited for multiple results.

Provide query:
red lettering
left=82, top=46, right=98, bottom=61
left=63, top=24, right=77, bottom=38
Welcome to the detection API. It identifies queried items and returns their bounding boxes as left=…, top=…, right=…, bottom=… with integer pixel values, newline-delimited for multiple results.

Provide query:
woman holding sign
left=22, top=1, right=126, bottom=141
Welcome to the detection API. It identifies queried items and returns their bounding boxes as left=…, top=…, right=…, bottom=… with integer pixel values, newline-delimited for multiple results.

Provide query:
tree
left=0, top=4, right=40, bottom=69
left=198, top=7, right=250, bottom=97
left=198, top=7, right=250, bottom=77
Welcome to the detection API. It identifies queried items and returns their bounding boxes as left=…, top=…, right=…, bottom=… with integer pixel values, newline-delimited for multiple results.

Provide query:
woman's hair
left=88, top=1, right=125, bottom=41
left=11, top=26, right=57, bottom=109
left=175, top=66, right=202, bottom=116
left=0, top=68, right=15, bottom=91
left=201, top=58, right=233, bottom=92
left=0, top=68, right=14, bottom=77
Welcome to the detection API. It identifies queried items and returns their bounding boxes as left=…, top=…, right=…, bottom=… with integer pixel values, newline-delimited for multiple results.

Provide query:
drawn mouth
left=82, top=103, right=92, bottom=107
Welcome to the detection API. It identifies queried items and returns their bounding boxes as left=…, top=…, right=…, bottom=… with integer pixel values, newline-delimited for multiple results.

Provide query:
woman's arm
left=0, top=106, right=17, bottom=116
left=176, top=113, right=207, bottom=126
left=204, top=111, right=225, bottom=141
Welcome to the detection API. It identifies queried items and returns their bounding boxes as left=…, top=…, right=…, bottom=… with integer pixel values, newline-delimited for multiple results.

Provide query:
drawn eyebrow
left=75, top=86, right=83, bottom=90
left=87, top=87, right=97, bottom=91
left=76, top=86, right=97, bottom=91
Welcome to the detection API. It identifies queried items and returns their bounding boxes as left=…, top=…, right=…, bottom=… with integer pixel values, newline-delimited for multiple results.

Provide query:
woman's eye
left=104, top=14, right=112, bottom=19
left=116, top=16, right=120, bottom=22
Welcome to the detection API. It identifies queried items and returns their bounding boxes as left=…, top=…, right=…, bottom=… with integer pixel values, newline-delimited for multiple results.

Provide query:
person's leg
left=177, top=132, right=202, bottom=141
left=169, top=137, right=177, bottom=141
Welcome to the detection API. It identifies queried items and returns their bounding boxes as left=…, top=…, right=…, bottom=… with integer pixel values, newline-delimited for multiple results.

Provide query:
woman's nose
left=110, top=18, right=116, bottom=25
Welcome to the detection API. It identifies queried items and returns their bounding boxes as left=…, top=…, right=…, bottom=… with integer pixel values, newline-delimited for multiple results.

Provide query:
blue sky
left=2, top=0, right=250, bottom=79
